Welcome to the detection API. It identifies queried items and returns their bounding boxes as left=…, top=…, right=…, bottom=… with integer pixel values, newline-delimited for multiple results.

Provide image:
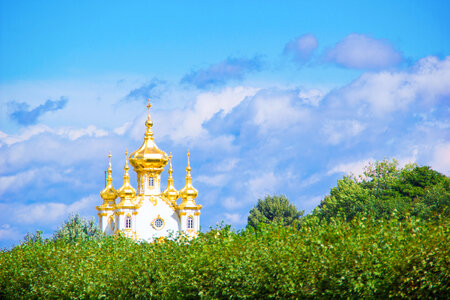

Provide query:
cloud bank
left=1, top=55, right=449, bottom=249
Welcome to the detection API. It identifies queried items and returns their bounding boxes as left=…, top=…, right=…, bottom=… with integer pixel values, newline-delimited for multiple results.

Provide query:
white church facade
left=96, top=100, right=202, bottom=241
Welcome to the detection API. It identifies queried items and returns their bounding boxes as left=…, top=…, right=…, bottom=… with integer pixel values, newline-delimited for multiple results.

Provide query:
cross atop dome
left=97, top=100, right=202, bottom=241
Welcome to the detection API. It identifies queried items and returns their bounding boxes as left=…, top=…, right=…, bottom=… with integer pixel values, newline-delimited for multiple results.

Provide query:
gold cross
left=147, top=98, right=151, bottom=111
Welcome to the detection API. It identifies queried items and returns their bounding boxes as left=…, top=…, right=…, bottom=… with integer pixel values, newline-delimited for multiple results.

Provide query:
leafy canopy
left=313, top=159, right=449, bottom=222
left=247, top=194, right=304, bottom=229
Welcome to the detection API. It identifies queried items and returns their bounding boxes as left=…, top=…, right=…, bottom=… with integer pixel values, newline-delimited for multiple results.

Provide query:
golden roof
left=162, top=154, right=179, bottom=204
left=129, top=99, right=169, bottom=173
left=178, top=151, right=202, bottom=210
left=100, top=152, right=118, bottom=202
left=117, top=150, right=136, bottom=201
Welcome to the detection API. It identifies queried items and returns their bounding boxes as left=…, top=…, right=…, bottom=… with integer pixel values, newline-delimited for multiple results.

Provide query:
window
left=152, top=215, right=165, bottom=230
left=149, top=177, right=154, bottom=187
left=187, top=216, right=194, bottom=229
left=154, top=218, right=163, bottom=229
left=126, top=215, right=132, bottom=229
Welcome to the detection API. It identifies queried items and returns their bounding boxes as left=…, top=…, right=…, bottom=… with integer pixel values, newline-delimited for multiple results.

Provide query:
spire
left=106, top=152, right=113, bottom=184
left=178, top=150, right=200, bottom=208
left=145, top=98, right=154, bottom=140
left=99, top=152, right=118, bottom=203
left=162, top=153, right=179, bottom=203
left=124, top=149, right=130, bottom=178
left=186, top=150, right=191, bottom=180
left=129, top=99, right=169, bottom=173
left=168, top=153, right=174, bottom=183
left=117, top=149, right=136, bottom=199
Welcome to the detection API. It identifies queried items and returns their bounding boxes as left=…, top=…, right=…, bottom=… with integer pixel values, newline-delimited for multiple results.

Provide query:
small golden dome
left=100, top=152, right=118, bottom=202
left=179, top=151, right=199, bottom=202
left=162, top=154, right=179, bottom=203
left=117, top=150, right=136, bottom=199
left=129, top=99, right=169, bottom=173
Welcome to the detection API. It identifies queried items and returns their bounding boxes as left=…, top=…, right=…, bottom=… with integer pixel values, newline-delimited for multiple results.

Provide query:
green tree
left=314, top=159, right=449, bottom=222
left=23, top=230, right=44, bottom=244
left=53, top=213, right=103, bottom=242
left=247, top=195, right=303, bottom=229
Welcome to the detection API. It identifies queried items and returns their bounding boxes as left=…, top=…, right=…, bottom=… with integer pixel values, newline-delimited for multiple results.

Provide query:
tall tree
left=313, top=159, right=449, bottom=222
left=247, top=195, right=303, bottom=229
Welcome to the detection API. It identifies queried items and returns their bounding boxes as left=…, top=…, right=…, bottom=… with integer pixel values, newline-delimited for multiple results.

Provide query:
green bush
left=1, top=217, right=448, bottom=298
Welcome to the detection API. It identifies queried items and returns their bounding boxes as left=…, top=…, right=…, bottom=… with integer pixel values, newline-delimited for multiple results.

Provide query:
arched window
left=148, top=177, right=154, bottom=187
left=126, top=215, right=132, bottom=229
left=187, top=216, right=194, bottom=229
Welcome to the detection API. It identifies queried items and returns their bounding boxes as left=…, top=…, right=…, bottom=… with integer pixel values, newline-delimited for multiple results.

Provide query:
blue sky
left=0, top=0, right=449, bottom=248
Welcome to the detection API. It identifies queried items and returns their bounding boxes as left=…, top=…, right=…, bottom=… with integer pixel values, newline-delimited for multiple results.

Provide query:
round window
left=153, top=217, right=164, bottom=230
left=155, top=218, right=163, bottom=228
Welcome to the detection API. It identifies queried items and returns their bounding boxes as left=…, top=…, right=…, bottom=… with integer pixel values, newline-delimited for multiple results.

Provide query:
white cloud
left=398, top=148, right=418, bottom=167
left=0, top=224, right=21, bottom=241
left=0, top=124, right=109, bottom=146
left=431, top=143, right=450, bottom=175
left=298, top=89, right=324, bottom=106
left=251, top=92, right=310, bottom=132
left=247, top=172, right=278, bottom=200
left=113, top=122, right=132, bottom=135
left=223, top=213, right=247, bottom=225
left=13, top=194, right=96, bottom=225
left=152, top=86, right=259, bottom=143
left=57, top=125, right=108, bottom=140
left=327, top=158, right=375, bottom=176
left=196, top=174, right=228, bottom=187
left=321, top=120, right=366, bottom=145
left=0, top=169, right=37, bottom=197
left=284, top=34, right=318, bottom=62
left=298, top=174, right=322, bottom=189
left=325, top=33, right=402, bottom=69
left=332, top=56, right=450, bottom=114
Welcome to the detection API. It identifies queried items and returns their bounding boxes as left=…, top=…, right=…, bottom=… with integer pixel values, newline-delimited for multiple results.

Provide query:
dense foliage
left=1, top=160, right=448, bottom=298
left=247, top=194, right=304, bottom=229
left=313, top=160, right=449, bottom=222
left=1, top=217, right=448, bottom=298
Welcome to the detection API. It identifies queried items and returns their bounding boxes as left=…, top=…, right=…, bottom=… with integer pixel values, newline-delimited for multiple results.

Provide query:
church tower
left=96, top=99, right=202, bottom=240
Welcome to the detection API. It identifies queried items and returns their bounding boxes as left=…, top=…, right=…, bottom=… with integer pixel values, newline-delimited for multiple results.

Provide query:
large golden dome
left=129, top=100, right=169, bottom=173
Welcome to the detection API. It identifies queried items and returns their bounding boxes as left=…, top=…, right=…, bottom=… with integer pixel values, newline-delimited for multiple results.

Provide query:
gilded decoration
left=129, top=100, right=169, bottom=173
left=152, top=214, right=165, bottom=230
left=98, top=99, right=202, bottom=240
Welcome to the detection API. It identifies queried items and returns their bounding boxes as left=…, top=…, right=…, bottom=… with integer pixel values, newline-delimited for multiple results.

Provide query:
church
left=96, top=100, right=202, bottom=241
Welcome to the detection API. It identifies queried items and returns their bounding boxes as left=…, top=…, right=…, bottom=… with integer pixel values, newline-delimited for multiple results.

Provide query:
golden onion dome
left=129, top=99, right=169, bottom=172
left=162, top=154, right=179, bottom=203
left=179, top=151, right=199, bottom=202
left=100, top=152, right=118, bottom=201
left=117, top=151, right=136, bottom=199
